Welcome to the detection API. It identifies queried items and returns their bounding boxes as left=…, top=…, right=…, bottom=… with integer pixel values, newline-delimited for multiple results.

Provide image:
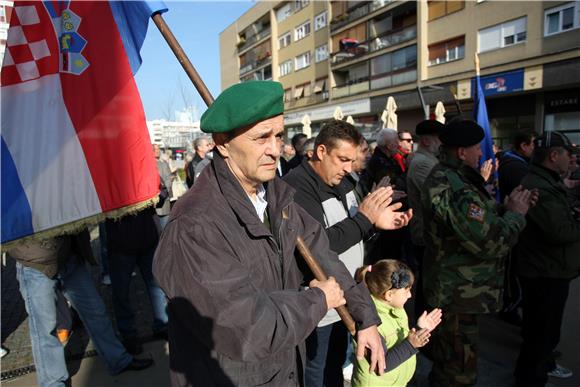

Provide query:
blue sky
left=135, top=1, right=254, bottom=121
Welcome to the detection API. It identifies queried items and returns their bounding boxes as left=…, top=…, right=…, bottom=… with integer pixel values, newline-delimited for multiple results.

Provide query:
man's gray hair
left=376, top=128, right=398, bottom=148
left=193, top=136, right=210, bottom=150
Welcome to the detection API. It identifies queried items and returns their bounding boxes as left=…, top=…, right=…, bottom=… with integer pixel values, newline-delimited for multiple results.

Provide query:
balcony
left=330, top=0, right=392, bottom=32
left=237, top=27, right=271, bottom=53
left=331, top=80, right=369, bottom=99
left=370, top=68, right=416, bottom=90
left=331, top=24, right=416, bottom=66
left=240, top=56, right=272, bottom=76
left=285, top=92, right=329, bottom=110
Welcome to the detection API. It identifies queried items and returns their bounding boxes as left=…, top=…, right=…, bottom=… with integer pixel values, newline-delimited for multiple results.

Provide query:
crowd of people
left=4, top=80, right=579, bottom=387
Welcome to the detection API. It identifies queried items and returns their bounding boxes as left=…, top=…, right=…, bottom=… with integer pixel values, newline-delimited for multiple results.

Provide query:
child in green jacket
left=352, top=260, right=442, bottom=386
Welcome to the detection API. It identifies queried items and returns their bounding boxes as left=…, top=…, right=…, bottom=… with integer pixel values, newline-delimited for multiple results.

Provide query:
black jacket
left=283, top=160, right=373, bottom=255
left=186, top=153, right=203, bottom=188
left=498, top=151, right=530, bottom=201
left=153, top=153, right=379, bottom=387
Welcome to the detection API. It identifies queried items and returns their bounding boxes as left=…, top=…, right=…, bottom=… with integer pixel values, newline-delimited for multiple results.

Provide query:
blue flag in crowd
left=473, top=74, right=500, bottom=201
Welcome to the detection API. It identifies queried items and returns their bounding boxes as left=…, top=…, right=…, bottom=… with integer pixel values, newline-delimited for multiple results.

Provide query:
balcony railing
left=237, top=27, right=271, bottom=52
left=369, top=68, right=416, bottom=90
left=284, top=92, right=329, bottom=109
left=330, top=0, right=392, bottom=31
left=331, top=80, right=369, bottom=99
left=239, top=56, right=272, bottom=76
left=331, top=24, right=416, bottom=66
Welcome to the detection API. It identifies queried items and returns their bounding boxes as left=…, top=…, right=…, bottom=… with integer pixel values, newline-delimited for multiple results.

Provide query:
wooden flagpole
left=152, top=13, right=357, bottom=336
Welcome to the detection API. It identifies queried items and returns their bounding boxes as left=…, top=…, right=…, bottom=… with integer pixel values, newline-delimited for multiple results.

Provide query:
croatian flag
left=1, top=1, right=167, bottom=244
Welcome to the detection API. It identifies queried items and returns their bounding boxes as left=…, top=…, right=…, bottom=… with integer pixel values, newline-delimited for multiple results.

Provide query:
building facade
left=220, top=0, right=580, bottom=147
left=147, top=119, right=202, bottom=151
left=0, top=1, right=13, bottom=61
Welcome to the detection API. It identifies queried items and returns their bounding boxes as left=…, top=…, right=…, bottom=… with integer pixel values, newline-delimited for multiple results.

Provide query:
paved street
left=1, top=229, right=578, bottom=386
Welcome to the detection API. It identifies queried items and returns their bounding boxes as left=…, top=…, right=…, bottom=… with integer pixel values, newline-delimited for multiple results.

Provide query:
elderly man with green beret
left=421, top=120, right=535, bottom=387
left=153, top=81, right=392, bottom=386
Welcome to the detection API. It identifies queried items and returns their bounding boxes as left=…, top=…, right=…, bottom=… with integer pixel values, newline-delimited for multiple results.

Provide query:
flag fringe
left=1, top=196, right=159, bottom=251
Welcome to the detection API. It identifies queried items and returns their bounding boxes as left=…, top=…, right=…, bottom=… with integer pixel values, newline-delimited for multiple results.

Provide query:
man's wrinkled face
left=217, top=115, right=284, bottom=193
left=459, top=143, right=483, bottom=169
left=316, top=139, right=357, bottom=186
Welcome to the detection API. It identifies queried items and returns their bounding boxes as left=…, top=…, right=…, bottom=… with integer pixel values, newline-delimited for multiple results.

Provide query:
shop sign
left=545, top=91, right=580, bottom=113
left=284, top=98, right=371, bottom=125
left=472, top=69, right=524, bottom=97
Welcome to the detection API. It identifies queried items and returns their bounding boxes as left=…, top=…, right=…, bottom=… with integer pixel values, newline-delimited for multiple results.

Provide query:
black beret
left=416, top=120, right=444, bottom=136
left=440, top=120, right=485, bottom=147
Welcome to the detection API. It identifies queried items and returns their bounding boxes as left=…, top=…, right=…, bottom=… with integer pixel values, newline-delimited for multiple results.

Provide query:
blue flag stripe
left=1, top=137, right=34, bottom=243
left=109, top=1, right=168, bottom=75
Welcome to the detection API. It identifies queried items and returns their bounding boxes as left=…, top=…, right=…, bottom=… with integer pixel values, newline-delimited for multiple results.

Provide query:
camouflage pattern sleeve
left=433, top=187, right=526, bottom=260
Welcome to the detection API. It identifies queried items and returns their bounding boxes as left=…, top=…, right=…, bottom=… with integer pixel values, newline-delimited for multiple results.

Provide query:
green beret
left=440, top=120, right=484, bottom=147
left=416, top=120, right=444, bottom=136
left=200, top=81, right=284, bottom=133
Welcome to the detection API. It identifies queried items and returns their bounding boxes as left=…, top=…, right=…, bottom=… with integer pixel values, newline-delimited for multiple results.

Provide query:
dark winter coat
left=153, top=153, right=380, bottom=387
left=498, top=150, right=530, bottom=201
left=517, top=163, right=580, bottom=279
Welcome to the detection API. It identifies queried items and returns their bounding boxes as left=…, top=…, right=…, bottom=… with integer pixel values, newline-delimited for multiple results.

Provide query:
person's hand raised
left=417, top=308, right=443, bottom=331
left=407, top=328, right=430, bottom=349
left=505, top=185, right=532, bottom=215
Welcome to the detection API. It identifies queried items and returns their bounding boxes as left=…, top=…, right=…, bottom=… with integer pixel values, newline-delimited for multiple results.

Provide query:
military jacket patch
left=467, top=203, right=485, bottom=222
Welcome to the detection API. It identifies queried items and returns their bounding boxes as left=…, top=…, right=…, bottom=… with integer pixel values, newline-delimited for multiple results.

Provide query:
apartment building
left=220, top=1, right=580, bottom=145
left=0, top=1, right=13, bottom=62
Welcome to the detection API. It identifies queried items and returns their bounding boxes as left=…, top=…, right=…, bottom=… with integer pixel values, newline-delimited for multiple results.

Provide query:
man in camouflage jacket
left=421, top=120, right=533, bottom=386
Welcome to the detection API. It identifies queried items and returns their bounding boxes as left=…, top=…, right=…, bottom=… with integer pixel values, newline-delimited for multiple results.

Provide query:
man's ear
left=214, top=133, right=229, bottom=158
left=315, top=144, right=327, bottom=161
left=457, top=147, right=466, bottom=161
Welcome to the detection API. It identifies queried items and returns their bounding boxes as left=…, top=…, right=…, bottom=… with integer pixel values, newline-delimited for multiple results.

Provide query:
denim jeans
left=98, top=223, right=109, bottom=276
left=16, top=258, right=132, bottom=387
left=108, top=248, right=168, bottom=339
left=158, top=214, right=169, bottom=231
left=305, top=321, right=348, bottom=387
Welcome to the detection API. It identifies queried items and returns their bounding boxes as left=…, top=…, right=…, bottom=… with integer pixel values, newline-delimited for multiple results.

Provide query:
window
left=392, top=45, right=416, bottom=71
left=313, top=78, right=326, bottom=93
left=544, top=2, right=580, bottom=36
left=279, top=32, right=291, bottom=49
left=294, top=0, right=309, bottom=12
left=295, top=21, right=311, bottom=41
left=279, top=60, right=293, bottom=77
left=369, top=45, right=417, bottom=89
left=315, top=44, right=329, bottom=62
left=314, top=11, right=327, bottom=31
left=428, top=36, right=465, bottom=65
left=276, top=3, right=292, bottom=23
left=428, top=1, right=464, bottom=21
left=479, top=17, right=526, bottom=52
left=284, top=88, right=292, bottom=102
left=295, top=51, right=311, bottom=70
